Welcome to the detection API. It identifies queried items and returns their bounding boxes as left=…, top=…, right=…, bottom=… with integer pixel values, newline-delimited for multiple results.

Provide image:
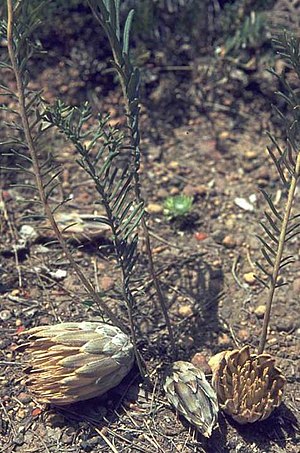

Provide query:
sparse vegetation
left=0, top=1, right=299, bottom=452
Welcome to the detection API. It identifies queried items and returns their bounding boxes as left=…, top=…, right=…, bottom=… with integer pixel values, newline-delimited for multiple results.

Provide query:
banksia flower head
left=21, top=322, right=134, bottom=405
left=164, top=361, right=219, bottom=438
left=209, top=345, right=286, bottom=424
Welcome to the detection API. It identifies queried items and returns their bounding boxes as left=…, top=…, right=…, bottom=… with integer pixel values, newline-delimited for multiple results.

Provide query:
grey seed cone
left=209, top=345, right=286, bottom=424
left=164, top=361, right=219, bottom=438
left=21, top=322, right=134, bottom=405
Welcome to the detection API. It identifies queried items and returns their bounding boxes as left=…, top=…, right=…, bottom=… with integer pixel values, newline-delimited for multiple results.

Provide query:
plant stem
left=88, top=1, right=176, bottom=357
left=6, top=0, right=125, bottom=333
left=110, top=47, right=177, bottom=359
left=258, top=150, right=300, bottom=354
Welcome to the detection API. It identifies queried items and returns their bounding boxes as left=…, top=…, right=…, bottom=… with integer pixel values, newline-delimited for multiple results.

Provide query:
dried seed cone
left=164, top=361, right=219, bottom=437
left=21, top=322, right=134, bottom=405
left=209, top=345, right=286, bottom=424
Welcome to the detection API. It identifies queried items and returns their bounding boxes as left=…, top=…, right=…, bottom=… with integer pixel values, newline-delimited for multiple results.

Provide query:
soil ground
left=0, top=10, right=299, bottom=453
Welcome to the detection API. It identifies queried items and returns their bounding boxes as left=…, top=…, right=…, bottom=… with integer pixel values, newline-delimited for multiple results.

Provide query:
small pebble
left=147, top=203, right=163, bottom=214
left=49, top=269, right=67, bottom=280
left=168, top=160, right=179, bottom=169
left=191, top=353, right=211, bottom=374
left=100, top=276, right=114, bottom=291
left=254, top=305, right=266, bottom=318
left=178, top=305, right=193, bottom=318
left=218, top=333, right=231, bottom=346
left=157, top=188, right=169, bottom=199
left=19, top=224, right=38, bottom=241
left=16, top=408, right=27, bottom=419
left=222, top=235, right=236, bottom=249
left=0, top=310, right=12, bottom=321
left=234, top=197, right=254, bottom=212
left=194, top=232, right=208, bottom=241
left=17, top=392, right=31, bottom=404
left=183, top=184, right=207, bottom=197
left=245, top=150, right=258, bottom=160
left=237, top=329, right=250, bottom=341
left=170, top=187, right=179, bottom=195
left=243, top=272, right=256, bottom=285
left=225, top=218, right=236, bottom=229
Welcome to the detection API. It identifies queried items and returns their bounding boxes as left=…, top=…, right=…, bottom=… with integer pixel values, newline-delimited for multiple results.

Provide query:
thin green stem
left=6, top=0, right=125, bottom=333
left=258, top=151, right=300, bottom=354
left=88, top=1, right=176, bottom=358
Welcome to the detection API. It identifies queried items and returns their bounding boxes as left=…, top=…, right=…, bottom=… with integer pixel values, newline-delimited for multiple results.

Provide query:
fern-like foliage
left=43, top=101, right=144, bottom=310
left=87, top=1, right=140, bottom=177
left=1, top=1, right=127, bottom=331
left=256, top=31, right=300, bottom=353
left=87, top=0, right=176, bottom=354
left=256, top=32, right=300, bottom=287
left=0, top=2, right=57, bottom=225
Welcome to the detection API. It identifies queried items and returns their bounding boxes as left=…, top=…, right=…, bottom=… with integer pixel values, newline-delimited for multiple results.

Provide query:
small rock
left=225, top=217, right=236, bottom=229
left=182, top=184, right=196, bottom=197
left=16, top=408, right=27, bottom=419
left=48, top=269, right=67, bottom=280
left=245, top=150, right=258, bottom=160
left=183, top=184, right=207, bottom=197
left=19, top=224, right=38, bottom=242
left=100, top=275, right=114, bottom=291
left=17, top=392, right=31, bottom=404
left=170, top=187, right=179, bottom=195
left=222, top=235, right=236, bottom=249
left=254, top=305, right=266, bottom=318
left=168, top=161, right=179, bottom=169
left=191, top=353, right=211, bottom=374
left=195, top=184, right=207, bottom=196
left=234, top=197, right=254, bottom=212
left=218, top=131, right=230, bottom=140
left=147, top=203, right=163, bottom=214
left=237, top=329, right=250, bottom=341
left=0, top=309, right=12, bottom=321
left=157, top=188, right=169, bottom=199
left=218, top=333, right=231, bottom=346
left=194, top=232, right=208, bottom=241
left=178, top=305, right=193, bottom=318
left=243, top=272, right=256, bottom=285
